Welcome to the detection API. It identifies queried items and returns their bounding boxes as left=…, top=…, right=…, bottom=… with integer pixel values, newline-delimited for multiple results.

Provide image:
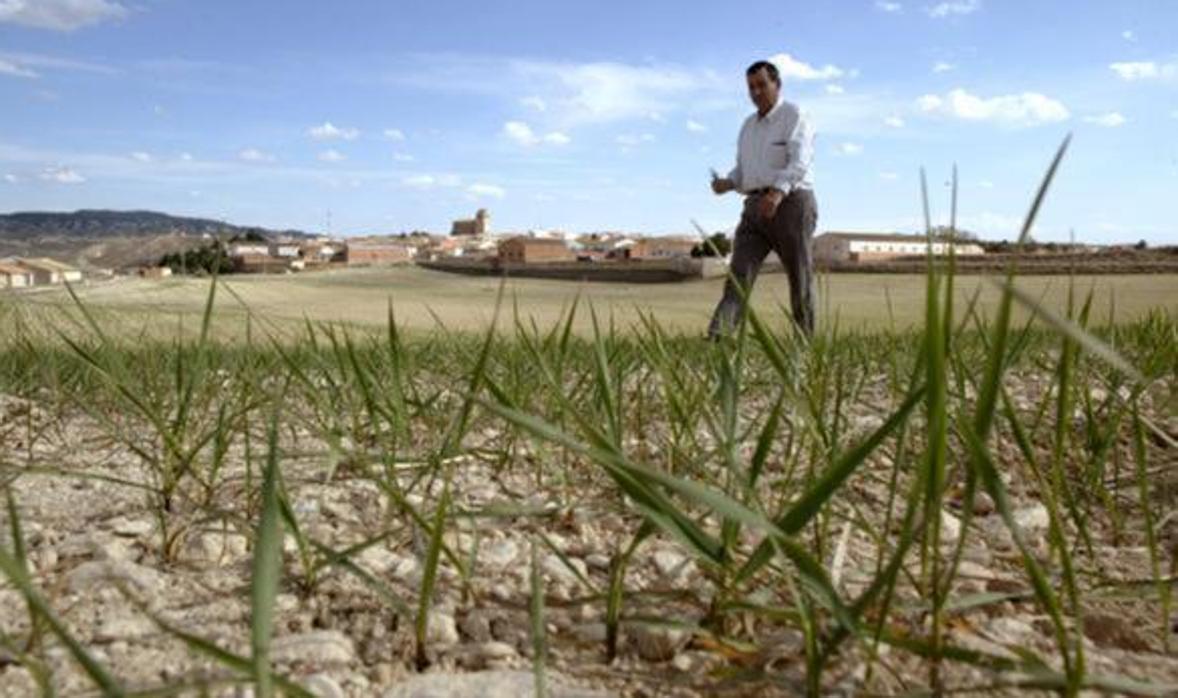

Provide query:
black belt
left=746, top=187, right=779, bottom=196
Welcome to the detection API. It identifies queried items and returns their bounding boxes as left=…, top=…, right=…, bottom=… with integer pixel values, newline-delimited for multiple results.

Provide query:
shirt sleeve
left=726, top=119, right=745, bottom=190
left=772, top=114, right=814, bottom=195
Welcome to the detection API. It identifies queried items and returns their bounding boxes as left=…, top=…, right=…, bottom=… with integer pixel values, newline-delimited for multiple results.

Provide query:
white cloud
left=392, top=152, right=415, bottom=162
left=3, top=173, right=18, bottom=183
left=318, top=148, right=346, bottom=162
left=933, top=61, right=955, bottom=73
left=238, top=148, right=275, bottom=163
left=884, top=115, right=905, bottom=128
left=1084, top=112, right=1126, bottom=127
left=0, top=0, right=126, bottom=31
left=39, top=166, right=84, bottom=183
left=383, top=128, right=405, bottom=141
left=511, top=60, right=718, bottom=126
left=979, top=180, right=994, bottom=189
left=916, top=88, right=1069, bottom=126
left=838, top=142, right=863, bottom=156
left=616, top=133, right=655, bottom=146
left=308, top=121, right=359, bottom=141
left=402, top=174, right=435, bottom=188
left=825, top=84, right=845, bottom=95
left=0, top=51, right=114, bottom=75
left=1172, top=110, right=1178, bottom=119
left=467, top=183, right=505, bottom=199
left=875, top=1, right=902, bottom=12
left=503, top=121, right=568, bottom=146
left=927, top=0, right=980, bottom=18
left=0, top=58, right=37, bottom=78
left=686, top=119, right=708, bottom=133
left=1121, top=29, right=1136, bottom=42
left=179, top=152, right=193, bottom=161
left=130, top=151, right=152, bottom=162
left=879, top=171, right=899, bottom=180
left=1109, top=61, right=1175, bottom=81
left=769, top=52, right=848, bottom=81
left=503, top=121, right=538, bottom=145
left=520, top=95, right=547, bottom=111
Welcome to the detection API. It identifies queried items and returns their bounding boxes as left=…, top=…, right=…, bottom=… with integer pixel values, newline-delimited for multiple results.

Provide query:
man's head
left=746, top=60, right=781, bottom=117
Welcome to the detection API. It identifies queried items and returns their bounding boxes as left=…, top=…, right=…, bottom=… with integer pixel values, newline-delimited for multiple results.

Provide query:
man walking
left=708, top=59, right=817, bottom=338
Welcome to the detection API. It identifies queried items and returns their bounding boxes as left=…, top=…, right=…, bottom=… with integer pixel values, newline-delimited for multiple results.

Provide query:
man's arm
left=771, top=115, right=814, bottom=196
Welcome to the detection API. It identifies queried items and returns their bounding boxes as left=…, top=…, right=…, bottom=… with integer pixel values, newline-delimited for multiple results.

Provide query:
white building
left=814, top=232, right=984, bottom=264
left=228, top=243, right=270, bottom=257
left=0, top=262, right=34, bottom=289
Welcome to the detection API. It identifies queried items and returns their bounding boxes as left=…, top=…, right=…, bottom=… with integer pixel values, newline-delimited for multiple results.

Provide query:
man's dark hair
left=746, top=60, right=781, bottom=85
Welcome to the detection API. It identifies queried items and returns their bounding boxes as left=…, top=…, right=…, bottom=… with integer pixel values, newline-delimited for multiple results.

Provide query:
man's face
left=747, top=68, right=780, bottom=116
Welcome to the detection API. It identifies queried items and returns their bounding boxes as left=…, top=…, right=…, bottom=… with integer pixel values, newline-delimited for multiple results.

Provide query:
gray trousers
left=708, top=188, right=818, bottom=338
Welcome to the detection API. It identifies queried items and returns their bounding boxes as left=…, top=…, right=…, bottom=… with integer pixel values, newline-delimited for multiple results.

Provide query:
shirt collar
left=757, top=96, right=785, bottom=122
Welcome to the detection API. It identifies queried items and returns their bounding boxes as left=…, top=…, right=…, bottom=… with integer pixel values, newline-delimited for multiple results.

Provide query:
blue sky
left=0, top=0, right=1175, bottom=243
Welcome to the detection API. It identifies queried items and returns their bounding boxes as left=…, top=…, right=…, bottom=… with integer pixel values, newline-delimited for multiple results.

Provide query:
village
left=0, top=207, right=997, bottom=289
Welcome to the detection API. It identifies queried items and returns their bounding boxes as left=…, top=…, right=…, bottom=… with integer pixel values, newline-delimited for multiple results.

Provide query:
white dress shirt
left=727, top=97, right=814, bottom=196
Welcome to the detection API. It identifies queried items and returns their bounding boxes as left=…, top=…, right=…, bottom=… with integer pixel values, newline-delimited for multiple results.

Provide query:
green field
left=7, top=266, right=1177, bottom=340
left=2, top=260, right=1177, bottom=695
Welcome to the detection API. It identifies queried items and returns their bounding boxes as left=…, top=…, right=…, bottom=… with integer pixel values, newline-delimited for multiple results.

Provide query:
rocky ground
left=1, top=386, right=1177, bottom=697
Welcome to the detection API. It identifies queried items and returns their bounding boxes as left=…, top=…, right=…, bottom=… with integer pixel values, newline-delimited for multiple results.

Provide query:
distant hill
left=0, top=209, right=311, bottom=241
left=0, top=209, right=314, bottom=270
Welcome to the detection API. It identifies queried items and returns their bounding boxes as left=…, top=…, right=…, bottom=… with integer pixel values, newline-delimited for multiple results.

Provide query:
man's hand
left=711, top=177, right=735, bottom=195
left=757, top=189, right=785, bottom=220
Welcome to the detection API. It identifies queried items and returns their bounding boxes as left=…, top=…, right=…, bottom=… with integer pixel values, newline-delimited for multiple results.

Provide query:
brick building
left=498, top=236, right=574, bottom=264
left=346, top=242, right=414, bottom=265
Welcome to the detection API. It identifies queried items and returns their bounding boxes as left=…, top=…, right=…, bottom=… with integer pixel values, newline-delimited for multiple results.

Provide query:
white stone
left=186, top=530, right=249, bottom=567
left=543, top=554, right=587, bottom=585
left=381, top=670, right=611, bottom=698
left=480, top=539, right=521, bottom=570
left=94, top=614, right=155, bottom=643
left=357, top=546, right=399, bottom=575
left=303, top=674, right=346, bottom=698
left=652, top=550, right=687, bottom=578
left=271, top=631, right=356, bottom=666
left=427, top=612, right=460, bottom=648
left=1013, top=504, right=1050, bottom=532
left=66, top=559, right=165, bottom=595
left=477, top=641, right=517, bottom=660
left=584, top=554, right=611, bottom=571
left=939, top=510, right=962, bottom=542
left=109, top=517, right=154, bottom=538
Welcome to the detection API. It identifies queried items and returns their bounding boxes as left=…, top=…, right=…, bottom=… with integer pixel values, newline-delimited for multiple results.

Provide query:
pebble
left=357, top=546, right=399, bottom=575
left=427, top=612, right=460, bottom=648
left=572, top=623, right=607, bottom=644
left=543, top=554, right=588, bottom=585
left=633, top=624, right=690, bottom=662
left=186, top=530, right=249, bottom=567
left=109, top=517, right=154, bottom=538
left=304, top=674, right=346, bottom=698
left=480, top=539, right=521, bottom=570
left=94, top=614, right=155, bottom=643
left=1013, top=504, right=1050, bottom=532
left=584, top=554, right=611, bottom=571
left=652, top=549, right=688, bottom=578
left=381, top=670, right=611, bottom=698
left=66, top=559, right=165, bottom=595
left=271, top=631, right=357, bottom=666
left=459, top=610, right=493, bottom=643
left=939, top=510, right=962, bottom=542
left=971, top=492, right=996, bottom=516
